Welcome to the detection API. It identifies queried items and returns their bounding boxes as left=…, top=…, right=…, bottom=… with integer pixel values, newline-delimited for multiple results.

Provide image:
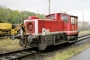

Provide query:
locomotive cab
left=46, top=13, right=78, bottom=35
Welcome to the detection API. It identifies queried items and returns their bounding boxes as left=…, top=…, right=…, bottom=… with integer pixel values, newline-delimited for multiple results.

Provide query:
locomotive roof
left=70, top=15, right=78, bottom=18
left=46, top=13, right=78, bottom=17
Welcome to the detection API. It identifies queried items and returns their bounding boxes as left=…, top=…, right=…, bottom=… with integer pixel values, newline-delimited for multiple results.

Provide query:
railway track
left=0, top=34, right=90, bottom=60
left=0, top=48, right=37, bottom=60
left=77, top=34, right=90, bottom=41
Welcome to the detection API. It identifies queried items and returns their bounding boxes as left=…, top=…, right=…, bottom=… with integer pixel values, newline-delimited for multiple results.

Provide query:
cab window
left=61, top=15, right=69, bottom=22
left=47, top=15, right=55, bottom=20
left=71, top=17, right=77, bottom=24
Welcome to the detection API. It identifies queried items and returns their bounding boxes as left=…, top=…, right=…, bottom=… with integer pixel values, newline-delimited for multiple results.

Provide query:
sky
left=0, top=0, right=90, bottom=22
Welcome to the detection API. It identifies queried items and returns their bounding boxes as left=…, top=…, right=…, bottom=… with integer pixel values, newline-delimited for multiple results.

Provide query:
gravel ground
left=22, top=37, right=90, bottom=60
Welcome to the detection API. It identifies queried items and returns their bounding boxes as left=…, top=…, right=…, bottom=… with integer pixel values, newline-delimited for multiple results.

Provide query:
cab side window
left=47, top=15, right=55, bottom=20
left=61, top=15, right=69, bottom=22
left=71, top=17, right=77, bottom=24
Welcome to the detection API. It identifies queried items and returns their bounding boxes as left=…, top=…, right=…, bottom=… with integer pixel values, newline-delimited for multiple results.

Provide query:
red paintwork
left=65, top=31, right=78, bottom=35
left=24, top=21, right=35, bottom=34
left=24, top=13, right=78, bottom=36
left=27, top=16, right=39, bottom=20
left=38, top=20, right=64, bottom=33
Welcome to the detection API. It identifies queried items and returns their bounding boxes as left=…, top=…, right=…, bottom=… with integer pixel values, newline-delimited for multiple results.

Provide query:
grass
left=79, top=30, right=90, bottom=36
left=47, top=42, right=90, bottom=60
left=0, top=38, right=22, bottom=52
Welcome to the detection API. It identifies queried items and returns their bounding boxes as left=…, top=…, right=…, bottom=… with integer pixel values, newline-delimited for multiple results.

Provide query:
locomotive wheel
left=19, top=39, right=26, bottom=48
left=19, top=39, right=23, bottom=47
left=27, top=35, right=32, bottom=43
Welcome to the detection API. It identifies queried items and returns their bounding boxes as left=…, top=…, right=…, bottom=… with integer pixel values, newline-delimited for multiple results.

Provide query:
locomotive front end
left=19, top=16, right=43, bottom=49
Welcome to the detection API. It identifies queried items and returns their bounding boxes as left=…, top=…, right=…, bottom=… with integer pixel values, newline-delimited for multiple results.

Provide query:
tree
left=0, top=5, right=45, bottom=24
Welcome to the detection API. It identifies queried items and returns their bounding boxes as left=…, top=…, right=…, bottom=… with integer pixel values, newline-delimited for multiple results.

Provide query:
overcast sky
left=0, top=0, right=90, bottom=22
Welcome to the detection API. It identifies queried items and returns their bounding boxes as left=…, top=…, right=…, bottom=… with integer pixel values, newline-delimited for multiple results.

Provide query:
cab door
left=71, top=16, right=78, bottom=31
left=60, top=14, right=70, bottom=31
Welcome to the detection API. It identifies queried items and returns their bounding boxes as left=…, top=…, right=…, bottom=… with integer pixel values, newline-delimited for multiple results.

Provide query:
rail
left=0, top=48, right=37, bottom=60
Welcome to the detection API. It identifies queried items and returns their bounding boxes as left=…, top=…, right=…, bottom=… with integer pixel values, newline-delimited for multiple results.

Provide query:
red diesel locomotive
left=19, top=13, right=78, bottom=50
